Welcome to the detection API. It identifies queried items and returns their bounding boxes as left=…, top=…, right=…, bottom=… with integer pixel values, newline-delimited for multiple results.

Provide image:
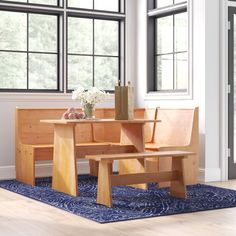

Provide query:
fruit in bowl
left=62, top=108, right=85, bottom=120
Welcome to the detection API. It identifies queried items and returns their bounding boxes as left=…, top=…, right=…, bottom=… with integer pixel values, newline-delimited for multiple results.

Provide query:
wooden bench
left=15, top=108, right=157, bottom=186
left=86, top=151, right=195, bottom=207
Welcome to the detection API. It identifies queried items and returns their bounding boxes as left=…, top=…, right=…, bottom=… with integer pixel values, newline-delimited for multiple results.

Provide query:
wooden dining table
left=40, top=119, right=158, bottom=196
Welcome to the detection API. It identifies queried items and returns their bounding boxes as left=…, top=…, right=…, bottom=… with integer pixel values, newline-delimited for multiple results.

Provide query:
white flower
left=72, top=87, right=109, bottom=106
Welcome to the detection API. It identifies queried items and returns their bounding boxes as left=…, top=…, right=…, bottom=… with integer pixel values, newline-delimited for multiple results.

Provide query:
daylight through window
left=0, top=0, right=125, bottom=92
left=148, top=0, right=188, bottom=93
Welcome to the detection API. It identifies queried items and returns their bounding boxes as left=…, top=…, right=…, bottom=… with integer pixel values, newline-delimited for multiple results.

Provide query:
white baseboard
left=0, top=165, right=15, bottom=180
left=35, top=160, right=90, bottom=178
left=198, top=168, right=222, bottom=182
left=0, top=165, right=221, bottom=183
left=0, top=160, right=119, bottom=180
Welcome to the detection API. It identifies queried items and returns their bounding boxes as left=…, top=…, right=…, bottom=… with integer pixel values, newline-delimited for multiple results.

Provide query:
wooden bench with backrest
left=86, top=150, right=195, bottom=207
left=15, top=108, right=157, bottom=186
left=145, top=107, right=199, bottom=186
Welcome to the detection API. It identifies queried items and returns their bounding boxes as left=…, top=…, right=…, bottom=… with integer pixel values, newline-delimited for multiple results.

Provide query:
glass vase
left=83, top=103, right=95, bottom=119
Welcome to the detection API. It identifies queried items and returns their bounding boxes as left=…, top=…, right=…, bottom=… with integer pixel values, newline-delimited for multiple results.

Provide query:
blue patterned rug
left=0, top=175, right=236, bottom=223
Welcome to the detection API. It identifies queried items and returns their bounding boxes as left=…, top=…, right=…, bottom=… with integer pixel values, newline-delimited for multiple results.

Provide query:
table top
left=40, top=118, right=161, bottom=124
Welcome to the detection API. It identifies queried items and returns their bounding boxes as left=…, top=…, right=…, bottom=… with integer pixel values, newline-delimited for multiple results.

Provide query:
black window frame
left=0, top=0, right=125, bottom=93
left=147, top=0, right=188, bottom=94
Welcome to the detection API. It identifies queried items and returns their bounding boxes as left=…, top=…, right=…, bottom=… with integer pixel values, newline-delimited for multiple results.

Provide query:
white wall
left=126, top=0, right=137, bottom=87
left=204, top=0, right=221, bottom=181
left=135, top=0, right=221, bottom=182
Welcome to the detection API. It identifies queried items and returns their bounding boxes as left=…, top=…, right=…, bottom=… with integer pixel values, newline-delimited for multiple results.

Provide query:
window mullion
left=155, top=18, right=157, bottom=90
left=173, top=14, right=175, bottom=90
left=63, top=9, right=67, bottom=92
left=93, top=19, right=95, bottom=87
left=148, top=2, right=187, bottom=17
left=118, top=21, right=121, bottom=84
left=27, top=13, right=29, bottom=90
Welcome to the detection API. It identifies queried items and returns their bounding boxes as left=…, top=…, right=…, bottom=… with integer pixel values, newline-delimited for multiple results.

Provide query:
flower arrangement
left=72, top=87, right=108, bottom=118
left=72, top=87, right=108, bottom=105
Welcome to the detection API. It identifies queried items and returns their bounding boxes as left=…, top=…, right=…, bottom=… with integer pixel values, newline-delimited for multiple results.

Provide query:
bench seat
left=16, top=141, right=135, bottom=185
left=86, top=150, right=195, bottom=207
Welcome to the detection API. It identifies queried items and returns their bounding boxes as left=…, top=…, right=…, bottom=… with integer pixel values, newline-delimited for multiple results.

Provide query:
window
left=0, top=11, right=58, bottom=90
left=68, top=18, right=119, bottom=91
left=0, top=0, right=125, bottom=92
left=147, top=0, right=188, bottom=94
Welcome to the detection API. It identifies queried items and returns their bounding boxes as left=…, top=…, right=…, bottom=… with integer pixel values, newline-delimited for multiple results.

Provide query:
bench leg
left=16, top=146, right=35, bottom=186
left=97, top=161, right=112, bottom=207
left=170, top=156, right=187, bottom=199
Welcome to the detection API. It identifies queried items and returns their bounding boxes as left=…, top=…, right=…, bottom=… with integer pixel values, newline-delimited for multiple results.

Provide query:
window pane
left=157, top=55, right=173, bottom=90
left=0, top=11, right=26, bottom=51
left=67, top=0, right=93, bottom=9
left=68, top=55, right=93, bottom=90
left=29, top=14, right=57, bottom=53
left=175, top=12, right=188, bottom=52
left=0, top=52, right=27, bottom=89
left=157, top=16, right=173, bottom=54
left=94, top=0, right=119, bottom=12
left=29, top=0, right=57, bottom=5
left=29, top=53, right=57, bottom=89
left=68, top=18, right=93, bottom=54
left=95, top=20, right=119, bottom=56
left=156, top=0, right=173, bottom=8
left=94, top=57, right=118, bottom=90
left=175, top=52, right=188, bottom=90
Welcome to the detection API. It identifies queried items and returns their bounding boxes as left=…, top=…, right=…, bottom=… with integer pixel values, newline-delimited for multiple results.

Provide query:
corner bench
left=16, top=108, right=156, bottom=186
left=86, top=150, right=195, bottom=207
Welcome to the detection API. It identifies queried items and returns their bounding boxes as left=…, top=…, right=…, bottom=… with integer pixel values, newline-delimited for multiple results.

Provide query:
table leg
left=170, top=156, right=187, bottom=198
left=97, top=161, right=112, bottom=207
left=89, top=160, right=99, bottom=176
left=89, top=160, right=113, bottom=177
left=52, top=124, right=78, bottom=196
left=119, top=123, right=147, bottom=189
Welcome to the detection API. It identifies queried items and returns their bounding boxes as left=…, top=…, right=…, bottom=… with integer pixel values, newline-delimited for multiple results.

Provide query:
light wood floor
left=1, top=181, right=236, bottom=236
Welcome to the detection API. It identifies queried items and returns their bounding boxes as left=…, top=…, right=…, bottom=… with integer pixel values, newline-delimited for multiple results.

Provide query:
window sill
left=0, top=92, right=114, bottom=102
left=144, top=91, right=193, bottom=101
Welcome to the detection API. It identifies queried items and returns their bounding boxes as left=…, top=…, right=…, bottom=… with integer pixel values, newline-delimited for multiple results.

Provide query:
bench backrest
left=16, top=108, right=94, bottom=145
left=154, top=107, right=199, bottom=148
left=16, top=107, right=157, bottom=145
